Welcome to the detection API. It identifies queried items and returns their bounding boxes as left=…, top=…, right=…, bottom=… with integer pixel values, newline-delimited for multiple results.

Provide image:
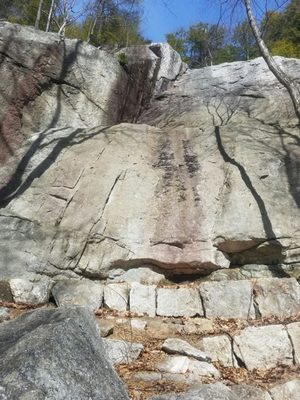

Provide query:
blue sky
left=141, top=0, right=288, bottom=42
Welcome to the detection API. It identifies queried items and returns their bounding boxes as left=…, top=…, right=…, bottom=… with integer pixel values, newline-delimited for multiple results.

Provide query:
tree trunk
left=46, top=0, right=56, bottom=32
left=87, top=0, right=105, bottom=43
left=35, top=0, right=44, bottom=30
left=244, top=0, right=300, bottom=121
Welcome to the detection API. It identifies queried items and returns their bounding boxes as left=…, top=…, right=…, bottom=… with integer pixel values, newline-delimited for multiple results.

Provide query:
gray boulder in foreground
left=0, top=307, right=129, bottom=400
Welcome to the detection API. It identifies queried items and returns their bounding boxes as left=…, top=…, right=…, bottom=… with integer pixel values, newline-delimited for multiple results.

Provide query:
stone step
left=1, top=302, right=300, bottom=399
left=1, top=275, right=300, bottom=321
left=99, top=313, right=300, bottom=399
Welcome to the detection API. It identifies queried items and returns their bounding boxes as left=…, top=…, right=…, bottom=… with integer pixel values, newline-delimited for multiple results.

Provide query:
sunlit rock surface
left=0, top=22, right=299, bottom=283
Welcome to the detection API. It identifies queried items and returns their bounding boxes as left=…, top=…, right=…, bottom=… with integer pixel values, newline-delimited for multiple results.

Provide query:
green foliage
left=262, top=0, right=300, bottom=58
left=117, top=52, right=128, bottom=67
left=1, top=0, right=52, bottom=29
left=233, top=20, right=258, bottom=60
left=165, top=0, right=300, bottom=68
left=271, top=39, right=300, bottom=58
left=0, top=0, right=147, bottom=48
left=165, top=29, right=189, bottom=62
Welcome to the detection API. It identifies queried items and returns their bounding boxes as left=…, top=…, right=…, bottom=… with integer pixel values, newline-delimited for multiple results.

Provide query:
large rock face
left=0, top=22, right=299, bottom=282
left=0, top=307, right=129, bottom=399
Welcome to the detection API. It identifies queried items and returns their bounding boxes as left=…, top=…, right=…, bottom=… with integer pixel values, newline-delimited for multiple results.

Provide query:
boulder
left=0, top=307, right=10, bottom=323
left=233, top=325, right=294, bottom=369
left=157, top=355, right=219, bottom=378
left=150, top=383, right=272, bottom=400
left=162, top=338, right=211, bottom=362
left=0, top=281, right=13, bottom=302
left=103, top=338, right=144, bottom=365
left=286, top=322, right=300, bottom=364
left=253, top=278, right=300, bottom=318
left=129, top=282, right=156, bottom=317
left=131, top=319, right=147, bottom=330
left=10, top=275, right=53, bottom=305
left=104, top=283, right=129, bottom=311
left=200, top=280, right=255, bottom=319
left=115, top=267, right=166, bottom=285
left=269, top=380, right=300, bottom=400
left=231, top=385, right=272, bottom=400
left=201, top=335, right=234, bottom=367
left=0, top=307, right=129, bottom=399
left=51, top=280, right=103, bottom=312
left=97, top=319, right=114, bottom=337
left=149, top=43, right=187, bottom=93
left=150, top=383, right=238, bottom=400
left=157, top=287, right=203, bottom=317
left=0, top=22, right=127, bottom=164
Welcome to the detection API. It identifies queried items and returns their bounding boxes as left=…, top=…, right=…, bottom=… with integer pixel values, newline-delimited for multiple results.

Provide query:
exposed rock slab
left=0, top=22, right=127, bottom=164
left=0, top=26, right=300, bottom=285
left=0, top=307, right=129, bottom=399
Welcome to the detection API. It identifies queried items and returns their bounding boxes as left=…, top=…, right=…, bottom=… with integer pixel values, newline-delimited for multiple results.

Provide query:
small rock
left=286, top=322, right=300, bottom=363
left=157, top=356, right=219, bottom=378
left=130, top=282, right=156, bottom=317
left=269, top=379, right=300, bottom=400
left=0, top=307, right=10, bottom=322
left=10, top=276, right=53, bottom=305
left=133, top=372, right=162, bottom=382
left=201, top=334, right=233, bottom=367
left=157, top=287, right=203, bottom=317
left=254, top=278, right=300, bottom=318
left=157, top=355, right=189, bottom=374
left=104, top=283, right=129, bottom=311
left=180, top=318, right=214, bottom=335
left=231, top=384, right=272, bottom=400
left=131, top=319, right=147, bottom=330
left=51, top=280, right=103, bottom=312
left=0, top=281, right=13, bottom=302
left=233, top=325, right=293, bottom=369
left=162, top=338, right=211, bottom=362
left=199, top=280, right=255, bottom=319
left=117, top=267, right=166, bottom=285
left=97, top=319, right=114, bottom=337
left=187, top=358, right=220, bottom=378
left=103, top=338, right=144, bottom=365
left=150, top=382, right=234, bottom=400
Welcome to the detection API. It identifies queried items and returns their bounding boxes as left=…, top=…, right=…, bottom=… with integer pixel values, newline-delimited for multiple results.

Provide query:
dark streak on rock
left=182, top=139, right=200, bottom=177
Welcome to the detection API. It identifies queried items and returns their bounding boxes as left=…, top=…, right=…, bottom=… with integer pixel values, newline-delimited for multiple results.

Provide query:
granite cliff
left=0, top=21, right=300, bottom=400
